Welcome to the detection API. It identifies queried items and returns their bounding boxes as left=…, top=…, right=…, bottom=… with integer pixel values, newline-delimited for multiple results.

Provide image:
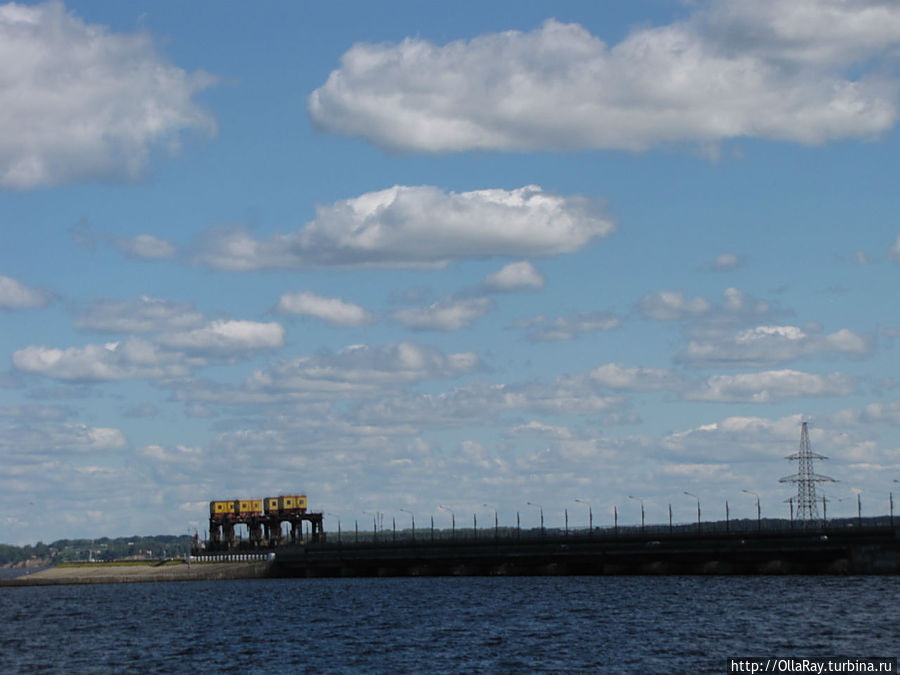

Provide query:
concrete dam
left=269, top=521, right=900, bottom=577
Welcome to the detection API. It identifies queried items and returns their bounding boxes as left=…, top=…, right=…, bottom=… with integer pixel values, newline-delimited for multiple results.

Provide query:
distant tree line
left=0, top=535, right=194, bottom=564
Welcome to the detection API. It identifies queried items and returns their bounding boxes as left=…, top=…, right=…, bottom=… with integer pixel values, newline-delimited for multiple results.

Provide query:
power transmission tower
left=779, top=421, right=835, bottom=522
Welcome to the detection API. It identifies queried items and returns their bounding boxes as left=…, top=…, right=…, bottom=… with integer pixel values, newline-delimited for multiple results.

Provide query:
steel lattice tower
left=779, top=422, right=835, bottom=521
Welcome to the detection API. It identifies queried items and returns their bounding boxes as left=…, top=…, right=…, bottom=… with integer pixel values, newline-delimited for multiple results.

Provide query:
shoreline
left=0, top=560, right=273, bottom=587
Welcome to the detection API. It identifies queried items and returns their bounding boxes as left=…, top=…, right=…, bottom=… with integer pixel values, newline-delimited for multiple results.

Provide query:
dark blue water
left=1, top=576, right=898, bottom=673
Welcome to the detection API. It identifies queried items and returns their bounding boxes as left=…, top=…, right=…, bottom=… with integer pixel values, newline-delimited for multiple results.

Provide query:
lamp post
left=400, top=508, right=415, bottom=542
left=892, top=480, right=899, bottom=528
left=854, top=491, right=862, bottom=527
left=668, top=503, right=673, bottom=533
left=327, top=513, right=341, bottom=544
left=742, top=490, right=761, bottom=533
left=439, top=505, right=455, bottom=541
left=575, top=499, right=592, bottom=535
left=628, top=496, right=645, bottom=535
left=363, top=510, right=377, bottom=543
left=483, top=504, right=498, bottom=541
left=684, top=491, right=701, bottom=534
left=527, top=502, right=544, bottom=536
left=614, top=505, right=618, bottom=536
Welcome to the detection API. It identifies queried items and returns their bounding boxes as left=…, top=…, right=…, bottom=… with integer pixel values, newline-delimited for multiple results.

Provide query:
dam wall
left=272, top=524, right=900, bottom=577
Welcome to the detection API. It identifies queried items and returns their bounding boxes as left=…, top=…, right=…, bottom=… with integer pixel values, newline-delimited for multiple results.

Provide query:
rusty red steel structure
left=208, top=495, right=324, bottom=550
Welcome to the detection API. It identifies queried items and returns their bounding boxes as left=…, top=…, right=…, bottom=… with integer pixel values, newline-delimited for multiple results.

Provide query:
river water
left=1, top=576, right=897, bottom=673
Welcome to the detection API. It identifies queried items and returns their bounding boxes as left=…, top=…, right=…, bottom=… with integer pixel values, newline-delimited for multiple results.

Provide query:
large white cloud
left=0, top=1, right=215, bottom=189
left=0, top=275, right=50, bottom=309
left=196, top=185, right=613, bottom=270
left=309, top=4, right=900, bottom=153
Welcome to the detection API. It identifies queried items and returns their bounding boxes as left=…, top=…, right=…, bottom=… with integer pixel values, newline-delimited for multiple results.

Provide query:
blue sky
left=2, top=0, right=900, bottom=544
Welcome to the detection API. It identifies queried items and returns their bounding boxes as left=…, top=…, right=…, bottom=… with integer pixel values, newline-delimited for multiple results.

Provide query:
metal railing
left=194, top=514, right=897, bottom=554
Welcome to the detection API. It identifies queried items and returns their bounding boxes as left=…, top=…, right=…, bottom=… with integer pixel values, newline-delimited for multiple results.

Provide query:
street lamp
left=684, top=491, right=701, bottom=533
left=363, top=510, right=377, bottom=543
left=892, top=480, right=899, bottom=528
left=742, top=490, right=761, bottom=533
left=628, top=496, right=645, bottom=534
left=483, top=504, right=498, bottom=541
left=399, top=508, right=415, bottom=542
left=326, top=513, right=341, bottom=544
left=439, top=505, right=455, bottom=541
left=527, top=502, right=544, bottom=536
left=575, top=499, right=592, bottom=535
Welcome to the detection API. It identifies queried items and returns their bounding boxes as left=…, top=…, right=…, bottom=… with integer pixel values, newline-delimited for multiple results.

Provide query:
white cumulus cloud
left=276, top=291, right=374, bottom=327
left=687, top=369, right=856, bottom=402
left=245, top=342, right=480, bottom=397
left=0, top=275, right=50, bottom=309
left=0, top=421, right=126, bottom=455
left=891, top=234, right=900, bottom=262
left=680, top=324, right=870, bottom=367
left=589, top=363, right=682, bottom=392
left=706, top=253, right=743, bottom=271
left=309, top=5, right=900, bottom=153
left=393, top=297, right=494, bottom=332
left=482, top=261, right=545, bottom=292
left=12, top=339, right=197, bottom=382
left=158, top=320, right=284, bottom=355
left=0, top=1, right=216, bottom=189
left=75, top=296, right=205, bottom=334
left=196, top=185, right=613, bottom=270
left=515, top=312, right=620, bottom=342
left=639, top=291, right=711, bottom=321
left=111, top=234, right=177, bottom=260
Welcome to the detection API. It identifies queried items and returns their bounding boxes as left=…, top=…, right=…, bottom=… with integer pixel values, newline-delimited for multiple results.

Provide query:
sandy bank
left=0, top=560, right=273, bottom=586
